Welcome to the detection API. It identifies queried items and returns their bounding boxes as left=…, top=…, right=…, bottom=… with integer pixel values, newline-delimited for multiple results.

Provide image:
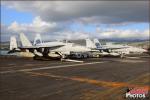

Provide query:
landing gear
left=120, top=53, right=125, bottom=59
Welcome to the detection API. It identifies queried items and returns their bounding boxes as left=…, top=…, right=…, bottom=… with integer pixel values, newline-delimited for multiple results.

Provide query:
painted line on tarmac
left=0, top=61, right=106, bottom=74
left=25, top=71, right=150, bottom=90
left=125, top=57, right=141, bottom=59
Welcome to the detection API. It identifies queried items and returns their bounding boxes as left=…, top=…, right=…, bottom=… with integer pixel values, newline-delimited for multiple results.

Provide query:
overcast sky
left=1, top=1, right=149, bottom=41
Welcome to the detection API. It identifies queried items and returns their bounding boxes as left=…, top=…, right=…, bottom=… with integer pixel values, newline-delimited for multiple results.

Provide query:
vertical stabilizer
left=85, top=39, right=96, bottom=49
left=10, top=36, right=17, bottom=50
left=19, top=33, right=32, bottom=47
left=33, top=34, right=42, bottom=45
left=93, top=39, right=102, bottom=49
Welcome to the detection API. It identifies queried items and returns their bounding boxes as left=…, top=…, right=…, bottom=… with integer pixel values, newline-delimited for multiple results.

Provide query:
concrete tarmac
left=0, top=56, right=150, bottom=100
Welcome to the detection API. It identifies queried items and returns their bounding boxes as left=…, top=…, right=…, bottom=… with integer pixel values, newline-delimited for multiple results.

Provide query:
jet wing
left=38, top=45, right=64, bottom=50
left=105, top=47, right=128, bottom=50
left=19, top=46, right=39, bottom=49
left=19, top=45, right=64, bottom=49
left=97, top=46, right=128, bottom=50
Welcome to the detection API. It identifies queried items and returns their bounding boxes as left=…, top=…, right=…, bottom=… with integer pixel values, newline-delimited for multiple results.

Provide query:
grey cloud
left=2, top=1, right=149, bottom=24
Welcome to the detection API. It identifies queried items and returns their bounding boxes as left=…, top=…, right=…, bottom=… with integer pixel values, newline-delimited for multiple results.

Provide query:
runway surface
left=0, top=56, right=150, bottom=100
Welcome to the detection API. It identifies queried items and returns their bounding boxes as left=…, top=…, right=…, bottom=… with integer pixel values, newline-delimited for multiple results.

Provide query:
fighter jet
left=33, top=34, right=91, bottom=59
left=86, top=38, right=148, bottom=57
left=8, top=33, right=65, bottom=58
left=86, top=38, right=129, bottom=57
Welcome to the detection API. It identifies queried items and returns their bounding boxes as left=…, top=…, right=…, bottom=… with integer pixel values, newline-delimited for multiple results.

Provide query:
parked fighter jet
left=86, top=38, right=148, bottom=56
left=93, top=39, right=148, bottom=55
left=33, top=34, right=92, bottom=59
left=86, top=38, right=129, bottom=57
left=8, top=33, right=65, bottom=58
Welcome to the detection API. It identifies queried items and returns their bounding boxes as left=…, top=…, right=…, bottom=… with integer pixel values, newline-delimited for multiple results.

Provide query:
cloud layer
left=1, top=1, right=149, bottom=41
left=96, top=28, right=149, bottom=39
left=3, top=1, right=149, bottom=24
left=1, top=16, right=149, bottom=41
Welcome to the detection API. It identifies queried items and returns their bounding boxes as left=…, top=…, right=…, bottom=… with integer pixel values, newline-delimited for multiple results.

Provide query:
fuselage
left=52, top=43, right=91, bottom=55
left=112, top=46, right=148, bottom=54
